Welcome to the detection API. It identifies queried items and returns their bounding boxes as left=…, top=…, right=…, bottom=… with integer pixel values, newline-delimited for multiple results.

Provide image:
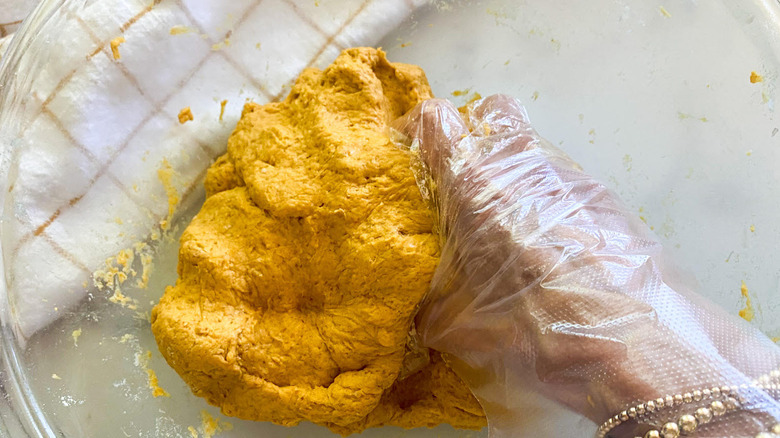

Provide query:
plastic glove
left=392, top=95, right=780, bottom=438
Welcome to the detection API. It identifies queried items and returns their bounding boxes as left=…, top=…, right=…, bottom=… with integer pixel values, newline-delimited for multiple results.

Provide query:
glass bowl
left=1, top=0, right=780, bottom=436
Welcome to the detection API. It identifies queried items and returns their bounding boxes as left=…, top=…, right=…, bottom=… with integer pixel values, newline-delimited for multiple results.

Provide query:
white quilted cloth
left=1, top=0, right=426, bottom=339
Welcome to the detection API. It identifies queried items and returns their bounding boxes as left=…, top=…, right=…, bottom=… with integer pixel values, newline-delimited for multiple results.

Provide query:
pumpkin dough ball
left=151, top=48, right=486, bottom=435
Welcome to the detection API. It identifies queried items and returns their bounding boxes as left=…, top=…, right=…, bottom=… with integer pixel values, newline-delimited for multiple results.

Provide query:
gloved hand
left=392, top=95, right=780, bottom=438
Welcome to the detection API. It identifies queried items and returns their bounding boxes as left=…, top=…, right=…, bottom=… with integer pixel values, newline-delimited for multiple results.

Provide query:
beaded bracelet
left=597, top=368, right=780, bottom=438
left=634, top=391, right=780, bottom=438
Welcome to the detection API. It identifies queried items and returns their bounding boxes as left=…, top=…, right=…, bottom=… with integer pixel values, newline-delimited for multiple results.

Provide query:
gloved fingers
left=466, top=94, right=532, bottom=136
left=392, top=98, right=468, bottom=184
left=457, top=94, right=541, bottom=165
left=397, top=94, right=780, bottom=438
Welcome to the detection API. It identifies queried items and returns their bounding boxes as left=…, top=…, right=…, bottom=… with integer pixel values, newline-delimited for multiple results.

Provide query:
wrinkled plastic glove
left=392, top=95, right=780, bottom=438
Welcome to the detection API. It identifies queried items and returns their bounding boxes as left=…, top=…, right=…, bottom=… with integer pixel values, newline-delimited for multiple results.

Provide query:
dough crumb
left=52, top=374, right=61, bottom=380
left=93, top=248, right=136, bottom=291
left=623, top=154, right=633, bottom=171
left=659, top=6, right=671, bottom=17
left=467, top=91, right=482, bottom=104
left=178, top=107, right=194, bottom=124
left=188, top=426, right=198, bottom=438
left=750, top=71, right=764, bottom=83
left=134, top=241, right=153, bottom=289
left=219, top=99, right=227, bottom=122
left=739, top=280, right=755, bottom=322
left=200, top=410, right=233, bottom=438
left=157, top=159, right=180, bottom=231
left=456, top=91, right=483, bottom=114
left=136, top=251, right=153, bottom=289
left=109, top=288, right=138, bottom=310
left=678, top=112, right=708, bottom=122
left=211, top=39, right=230, bottom=51
left=170, top=25, right=191, bottom=35
left=92, top=243, right=154, bottom=299
left=110, top=36, right=125, bottom=60
left=71, top=328, right=82, bottom=347
left=137, top=350, right=170, bottom=398
left=147, top=368, right=169, bottom=398
left=750, top=224, right=756, bottom=232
